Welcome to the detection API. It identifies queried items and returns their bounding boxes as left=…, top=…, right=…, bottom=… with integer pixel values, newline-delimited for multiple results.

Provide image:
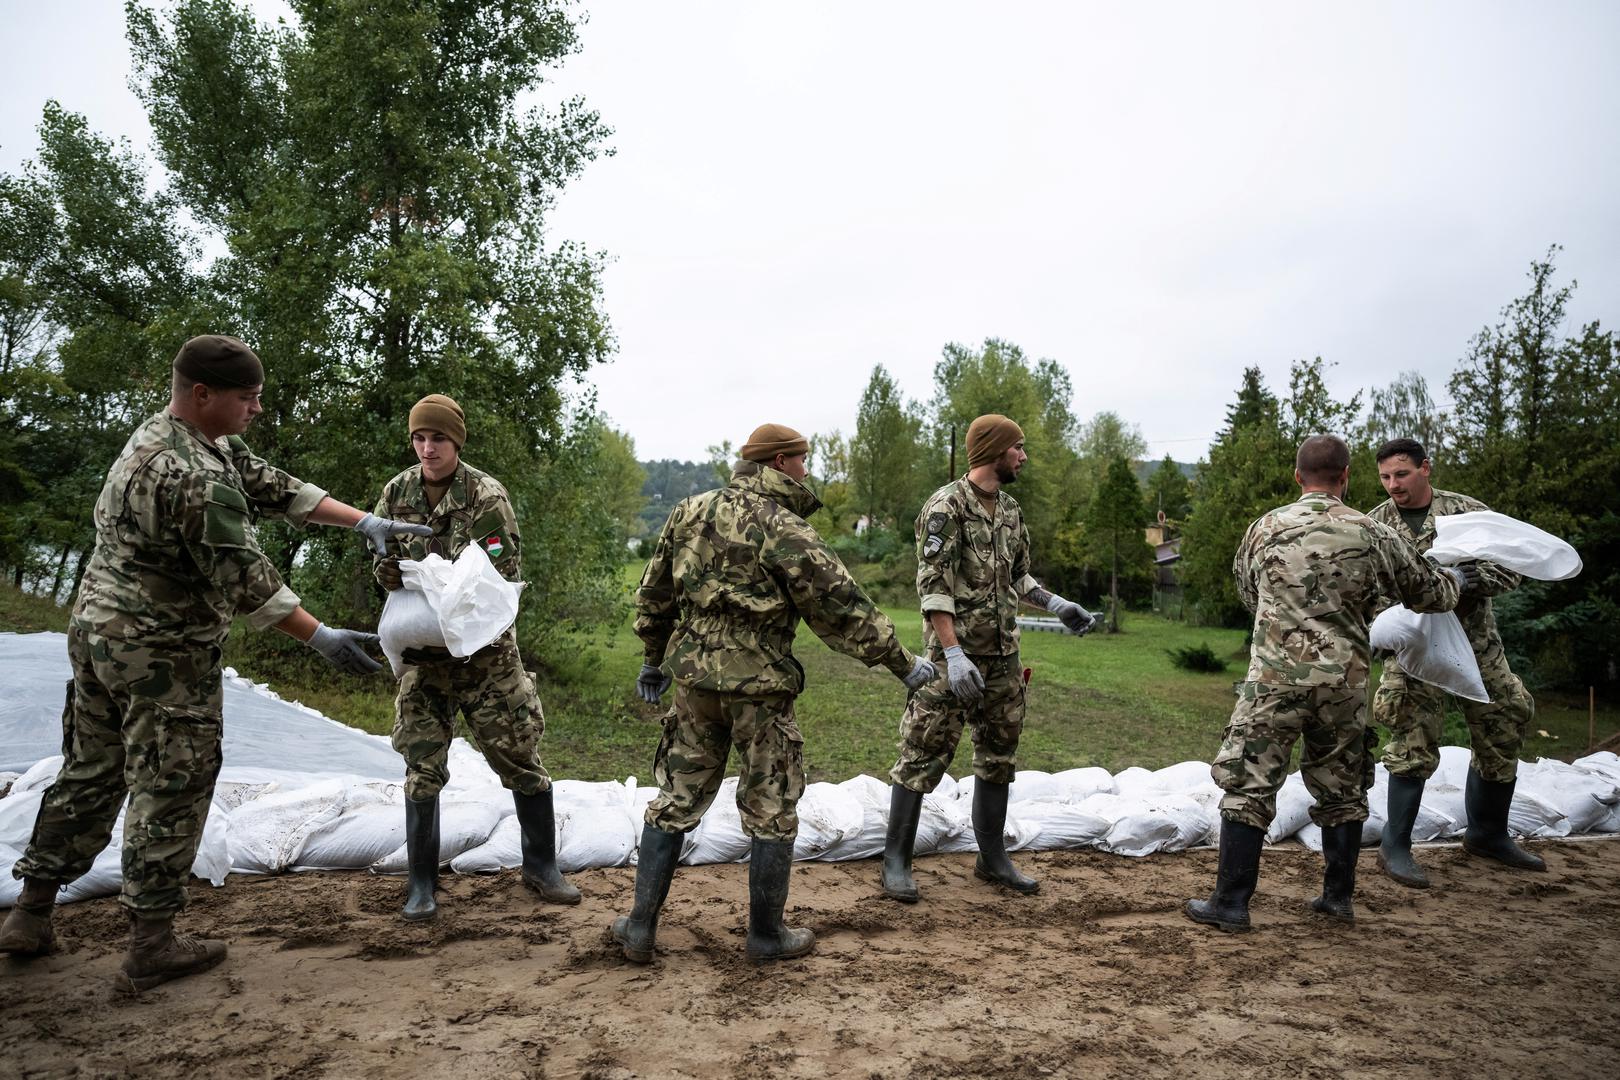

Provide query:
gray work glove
left=308, top=623, right=382, bottom=675
left=353, top=512, right=434, bottom=556
left=1428, top=557, right=1480, bottom=595
left=901, top=654, right=937, bottom=691
left=637, top=663, right=672, bottom=704
left=1044, top=593, right=1097, bottom=636
left=942, top=645, right=985, bottom=704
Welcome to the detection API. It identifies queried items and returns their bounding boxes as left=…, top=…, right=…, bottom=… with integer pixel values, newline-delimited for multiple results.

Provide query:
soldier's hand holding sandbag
left=308, top=623, right=383, bottom=674
left=353, top=512, right=435, bottom=556
left=636, top=663, right=672, bottom=703
left=942, top=645, right=985, bottom=703
left=377, top=557, right=404, bottom=592
left=901, top=654, right=937, bottom=691
left=1043, top=593, right=1097, bottom=636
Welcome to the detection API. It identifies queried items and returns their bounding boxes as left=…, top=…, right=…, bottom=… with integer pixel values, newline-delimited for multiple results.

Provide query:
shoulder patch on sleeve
left=925, top=511, right=948, bottom=536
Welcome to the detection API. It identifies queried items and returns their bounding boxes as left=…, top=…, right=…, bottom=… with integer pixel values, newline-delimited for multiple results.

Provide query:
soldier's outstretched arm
left=274, top=607, right=382, bottom=675
left=1378, top=526, right=1462, bottom=614
left=633, top=512, right=680, bottom=669
left=767, top=526, right=917, bottom=682
left=225, top=440, right=431, bottom=554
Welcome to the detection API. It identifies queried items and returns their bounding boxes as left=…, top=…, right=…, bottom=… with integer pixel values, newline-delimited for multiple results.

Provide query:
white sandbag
left=623, top=783, right=701, bottom=866
left=1052, top=767, right=1116, bottom=801
left=818, top=775, right=892, bottom=861
left=1265, top=774, right=1315, bottom=843
left=1112, top=767, right=1155, bottom=796
left=1422, top=782, right=1468, bottom=838
left=11, top=756, right=63, bottom=795
left=58, top=840, right=124, bottom=903
left=1573, top=751, right=1620, bottom=790
left=377, top=586, right=442, bottom=677
left=793, top=782, right=866, bottom=860
left=1015, top=802, right=1112, bottom=851
left=1366, top=774, right=1455, bottom=842
left=1508, top=786, right=1570, bottom=839
left=1432, top=746, right=1475, bottom=789
left=371, top=796, right=507, bottom=873
left=440, top=739, right=504, bottom=794
left=228, top=778, right=349, bottom=874
left=190, top=799, right=232, bottom=886
left=558, top=799, right=638, bottom=872
left=1145, top=760, right=1218, bottom=795
left=1081, top=792, right=1213, bottom=857
left=1006, top=770, right=1066, bottom=803
left=936, top=800, right=1040, bottom=853
left=1371, top=607, right=1488, bottom=702
left=378, top=545, right=522, bottom=677
left=1428, top=510, right=1583, bottom=582
left=297, top=792, right=407, bottom=869
left=0, top=789, right=45, bottom=850
left=0, top=843, right=22, bottom=907
left=933, top=773, right=960, bottom=799
left=685, top=777, right=751, bottom=864
left=1517, top=759, right=1620, bottom=834
left=552, top=778, right=631, bottom=813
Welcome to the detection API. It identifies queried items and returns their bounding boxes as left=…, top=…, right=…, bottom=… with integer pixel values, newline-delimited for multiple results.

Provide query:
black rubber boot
left=0, top=877, right=61, bottom=957
left=514, top=788, right=582, bottom=905
left=1462, top=770, right=1546, bottom=871
left=1311, top=821, right=1360, bottom=922
left=745, top=838, right=815, bottom=963
left=1377, top=775, right=1430, bottom=888
left=1185, top=820, right=1264, bottom=932
left=401, top=796, right=440, bottom=921
left=880, top=784, right=924, bottom=903
left=611, top=825, right=681, bottom=963
left=113, top=910, right=227, bottom=994
left=971, top=780, right=1039, bottom=895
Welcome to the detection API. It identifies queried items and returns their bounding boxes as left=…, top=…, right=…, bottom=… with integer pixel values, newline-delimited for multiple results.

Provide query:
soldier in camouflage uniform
left=610, top=423, right=935, bottom=964
left=1369, top=438, right=1543, bottom=886
left=0, top=336, right=427, bottom=992
left=373, top=394, right=578, bottom=920
left=1185, top=435, right=1463, bottom=933
left=881, top=414, right=1097, bottom=903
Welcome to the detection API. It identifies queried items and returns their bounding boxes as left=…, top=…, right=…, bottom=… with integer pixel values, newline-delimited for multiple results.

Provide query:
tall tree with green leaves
left=1075, top=410, right=1147, bottom=510
left=1143, top=453, right=1191, bottom=522
left=849, top=365, right=926, bottom=530
left=1085, top=456, right=1154, bottom=633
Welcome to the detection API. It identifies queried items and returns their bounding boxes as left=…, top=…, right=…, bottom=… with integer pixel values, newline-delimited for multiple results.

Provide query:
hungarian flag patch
left=482, top=535, right=505, bottom=559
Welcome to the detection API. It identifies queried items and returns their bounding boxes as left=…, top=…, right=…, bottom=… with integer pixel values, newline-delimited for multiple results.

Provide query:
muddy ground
left=3, top=838, right=1618, bottom=1079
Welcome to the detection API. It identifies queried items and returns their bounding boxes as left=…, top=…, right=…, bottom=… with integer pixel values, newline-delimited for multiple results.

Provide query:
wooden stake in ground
left=1592, top=686, right=1598, bottom=753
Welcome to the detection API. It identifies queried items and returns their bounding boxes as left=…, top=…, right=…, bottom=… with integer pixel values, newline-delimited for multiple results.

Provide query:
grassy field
left=4, top=578, right=1616, bottom=782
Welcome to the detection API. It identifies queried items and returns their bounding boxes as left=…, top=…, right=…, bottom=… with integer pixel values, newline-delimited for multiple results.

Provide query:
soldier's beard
left=996, top=463, right=1018, bottom=485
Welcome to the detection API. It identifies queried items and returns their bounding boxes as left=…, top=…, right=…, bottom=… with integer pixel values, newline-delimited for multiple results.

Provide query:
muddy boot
left=113, top=910, right=227, bottom=994
left=880, top=784, right=924, bottom=903
left=0, top=878, right=61, bottom=957
left=1462, top=770, right=1546, bottom=871
left=1377, top=775, right=1430, bottom=889
left=745, top=838, right=815, bottom=963
left=1311, top=821, right=1360, bottom=922
left=971, top=780, right=1039, bottom=895
left=401, top=796, right=440, bottom=921
left=1185, top=820, right=1263, bottom=932
left=515, top=788, right=582, bottom=905
left=611, top=825, right=681, bottom=963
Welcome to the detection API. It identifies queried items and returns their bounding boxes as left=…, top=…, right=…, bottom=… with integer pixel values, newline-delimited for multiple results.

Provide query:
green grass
left=4, top=578, right=1617, bottom=781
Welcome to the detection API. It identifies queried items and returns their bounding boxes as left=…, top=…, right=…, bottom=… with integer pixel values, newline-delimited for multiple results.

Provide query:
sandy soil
left=3, top=838, right=1619, bottom=1079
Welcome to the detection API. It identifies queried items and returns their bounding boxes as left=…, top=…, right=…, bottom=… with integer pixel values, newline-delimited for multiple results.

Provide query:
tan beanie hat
left=408, top=394, right=466, bottom=448
left=965, top=414, right=1024, bottom=469
left=739, top=422, right=809, bottom=462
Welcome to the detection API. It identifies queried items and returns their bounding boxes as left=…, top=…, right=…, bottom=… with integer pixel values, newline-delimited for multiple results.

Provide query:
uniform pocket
left=203, top=482, right=251, bottom=548
left=152, top=704, right=225, bottom=801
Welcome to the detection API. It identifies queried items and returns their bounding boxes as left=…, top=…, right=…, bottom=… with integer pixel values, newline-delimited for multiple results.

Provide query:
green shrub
left=1168, top=642, right=1228, bottom=673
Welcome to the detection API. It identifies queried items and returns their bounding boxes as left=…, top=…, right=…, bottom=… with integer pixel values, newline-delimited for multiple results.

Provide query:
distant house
left=1146, top=517, right=1183, bottom=615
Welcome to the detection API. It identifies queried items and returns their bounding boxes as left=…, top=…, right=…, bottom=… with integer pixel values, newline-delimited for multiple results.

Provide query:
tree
left=849, top=365, right=926, bottom=530
left=1143, top=453, right=1191, bottom=522
left=596, top=425, right=648, bottom=544
left=1075, top=410, right=1147, bottom=510
left=1085, top=456, right=1154, bottom=633
left=1362, top=371, right=1447, bottom=457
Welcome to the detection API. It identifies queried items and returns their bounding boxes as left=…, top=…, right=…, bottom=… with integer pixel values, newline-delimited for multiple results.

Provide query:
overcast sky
left=4, top=1, right=1617, bottom=463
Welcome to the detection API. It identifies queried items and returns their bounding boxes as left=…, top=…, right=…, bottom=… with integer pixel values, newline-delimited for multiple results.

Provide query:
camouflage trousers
left=643, top=684, right=805, bottom=842
left=890, top=649, right=1025, bottom=793
left=1212, top=681, right=1373, bottom=831
left=1374, top=636, right=1533, bottom=784
left=393, top=637, right=550, bottom=801
left=14, top=626, right=224, bottom=914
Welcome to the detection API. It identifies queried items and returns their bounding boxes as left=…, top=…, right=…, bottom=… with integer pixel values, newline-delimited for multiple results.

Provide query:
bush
left=1168, top=642, right=1228, bottom=673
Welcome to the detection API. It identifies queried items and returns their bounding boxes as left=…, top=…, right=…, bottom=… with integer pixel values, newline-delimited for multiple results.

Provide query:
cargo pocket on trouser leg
left=123, top=703, right=223, bottom=913
left=738, top=704, right=804, bottom=842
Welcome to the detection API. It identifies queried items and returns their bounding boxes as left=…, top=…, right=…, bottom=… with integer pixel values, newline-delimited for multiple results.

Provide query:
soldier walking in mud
left=1369, top=439, right=1544, bottom=886
left=611, top=423, right=935, bottom=963
left=1185, top=434, right=1464, bottom=932
left=880, top=413, right=1097, bottom=903
left=373, top=395, right=579, bottom=921
left=0, top=335, right=428, bottom=991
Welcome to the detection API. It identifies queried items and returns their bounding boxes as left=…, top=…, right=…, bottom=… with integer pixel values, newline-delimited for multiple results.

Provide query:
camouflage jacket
left=635, top=459, right=915, bottom=696
left=372, top=461, right=523, bottom=583
left=71, top=410, right=328, bottom=649
left=914, top=477, right=1040, bottom=657
left=1367, top=488, right=1520, bottom=635
left=1233, top=492, right=1460, bottom=688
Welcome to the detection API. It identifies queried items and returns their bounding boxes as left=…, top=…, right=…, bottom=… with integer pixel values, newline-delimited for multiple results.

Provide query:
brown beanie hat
left=740, top=423, right=809, bottom=462
left=965, top=414, right=1024, bottom=469
left=173, top=335, right=265, bottom=389
left=409, top=394, right=467, bottom=448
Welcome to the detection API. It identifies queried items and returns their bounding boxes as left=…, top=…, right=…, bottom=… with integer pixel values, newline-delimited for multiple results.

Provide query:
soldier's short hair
left=1295, top=434, right=1350, bottom=483
left=1374, top=437, right=1428, bottom=466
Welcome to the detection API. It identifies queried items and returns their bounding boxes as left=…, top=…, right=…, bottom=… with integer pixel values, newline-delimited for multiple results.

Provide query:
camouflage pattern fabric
left=1212, top=681, right=1372, bottom=830
left=913, top=477, right=1040, bottom=657
left=634, top=459, right=914, bottom=695
left=72, top=410, right=328, bottom=649
left=15, top=627, right=224, bottom=914
left=1368, top=489, right=1532, bottom=783
left=1232, top=493, right=1461, bottom=688
left=890, top=649, right=1026, bottom=792
left=643, top=684, right=805, bottom=842
left=375, top=461, right=549, bottom=798
left=392, top=639, right=550, bottom=800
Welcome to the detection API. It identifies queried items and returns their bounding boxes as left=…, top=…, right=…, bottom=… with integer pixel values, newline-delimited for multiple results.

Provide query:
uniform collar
left=163, top=409, right=233, bottom=466
left=1297, top=490, right=1343, bottom=506
left=730, top=459, right=822, bottom=518
left=419, top=461, right=470, bottom=517
left=957, top=474, right=1002, bottom=522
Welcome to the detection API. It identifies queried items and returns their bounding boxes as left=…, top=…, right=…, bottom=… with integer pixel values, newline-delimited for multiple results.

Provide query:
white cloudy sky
left=4, top=1, right=1617, bottom=463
